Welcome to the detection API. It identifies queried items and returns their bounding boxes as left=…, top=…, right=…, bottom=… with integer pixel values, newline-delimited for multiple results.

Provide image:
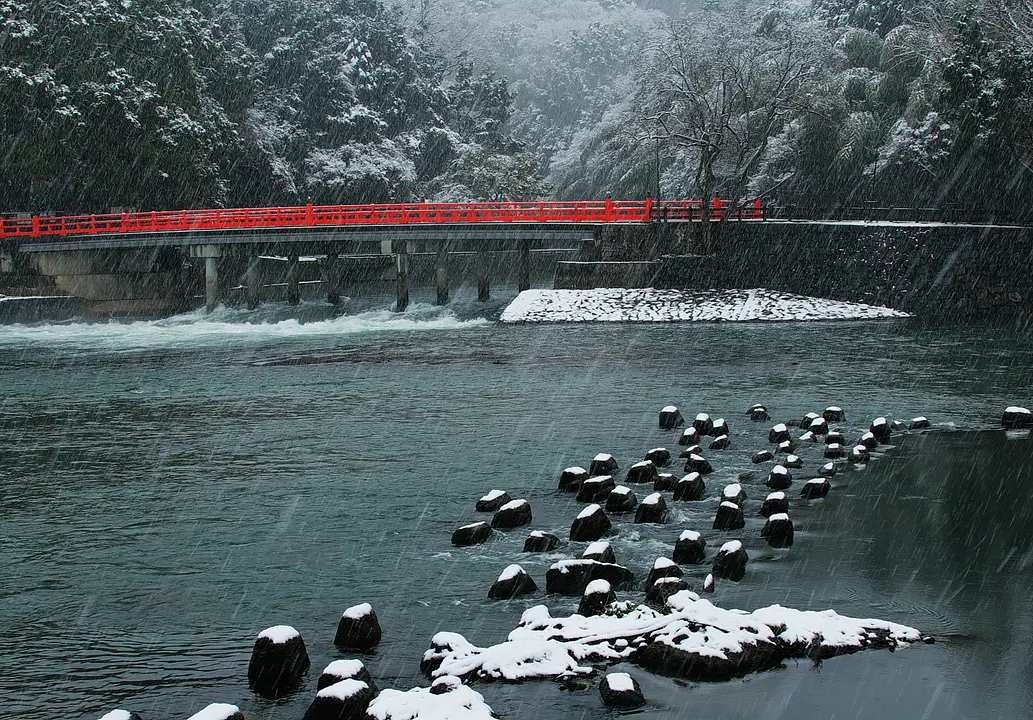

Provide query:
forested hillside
left=1, top=0, right=1031, bottom=219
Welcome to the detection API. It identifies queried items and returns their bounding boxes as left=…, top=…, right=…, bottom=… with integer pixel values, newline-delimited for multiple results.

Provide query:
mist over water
left=1, top=308, right=1031, bottom=719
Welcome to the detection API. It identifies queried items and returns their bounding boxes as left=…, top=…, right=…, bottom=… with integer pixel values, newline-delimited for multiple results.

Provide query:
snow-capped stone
left=709, top=434, right=731, bottom=450
left=760, top=492, right=789, bottom=517
left=857, top=432, right=878, bottom=450
left=777, top=439, right=796, bottom=454
left=692, top=413, right=713, bottom=435
left=752, top=449, right=775, bottom=464
left=678, top=427, right=700, bottom=446
left=714, top=501, right=745, bottom=530
left=558, top=467, right=588, bottom=492
left=818, top=462, right=838, bottom=477
left=545, top=559, right=635, bottom=595
left=824, top=443, right=845, bottom=459
left=98, top=711, right=141, bottom=720
left=578, top=579, right=616, bottom=617
left=452, top=521, right=492, bottom=547
left=1002, top=406, right=1033, bottom=429
left=673, top=530, right=706, bottom=564
left=634, top=492, right=668, bottom=524
left=476, top=490, right=511, bottom=512
left=801, top=478, right=831, bottom=499
left=659, top=406, right=685, bottom=430
left=809, top=417, right=829, bottom=435
left=800, top=412, right=820, bottom=429
left=766, top=465, right=792, bottom=490
left=870, top=417, right=891, bottom=443
left=784, top=454, right=803, bottom=469
left=768, top=424, right=790, bottom=443
left=589, top=453, right=618, bottom=477
left=849, top=445, right=870, bottom=463
left=909, top=416, right=931, bottom=430
left=582, top=541, right=616, bottom=564
left=335, top=603, right=382, bottom=650
left=761, top=513, right=794, bottom=548
left=248, top=625, right=310, bottom=698
left=317, top=659, right=375, bottom=692
left=523, top=531, right=560, bottom=553
left=654, top=472, right=677, bottom=491
left=626, top=460, right=658, bottom=484
left=673, top=473, right=706, bottom=501
left=570, top=504, right=612, bottom=541
left=491, top=499, right=532, bottom=529
left=605, top=485, right=638, bottom=513
left=722, top=483, right=746, bottom=506
left=187, top=705, right=244, bottom=720
left=576, top=475, right=615, bottom=503
left=684, top=453, right=713, bottom=474
left=825, top=430, right=847, bottom=445
left=488, top=565, right=538, bottom=599
left=366, top=677, right=495, bottom=720
left=799, top=430, right=817, bottom=443
left=645, top=557, right=683, bottom=589
left=644, top=448, right=672, bottom=467
left=713, top=540, right=748, bottom=581
left=823, top=406, right=845, bottom=422
left=748, top=405, right=770, bottom=422
left=646, top=576, right=690, bottom=607
left=702, top=574, right=715, bottom=593
left=600, top=672, right=645, bottom=709
left=710, top=418, right=728, bottom=437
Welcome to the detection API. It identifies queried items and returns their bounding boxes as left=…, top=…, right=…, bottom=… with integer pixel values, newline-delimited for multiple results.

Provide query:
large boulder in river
left=451, top=522, right=492, bottom=547
left=558, top=467, right=588, bottom=492
left=692, top=413, right=714, bottom=435
left=808, top=417, right=829, bottom=435
left=570, top=504, right=612, bottom=541
left=848, top=445, right=870, bottom=463
left=475, top=490, right=511, bottom=512
left=491, top=499, right=532, bottom=529
left=576, top=475, right=616, bottom=503
left=713, top=501, right=745, bottom=530
left=523, top=531, right=560, bottom=553
left=760, top=492, right=789, bottom=517
left=710, top=418, right=729, bottom=437
left=582, top=541, right=616, bottom=564
left=673, top=473, right=705, bottom=501
left=800, top=478, right=831, bottom=499
left=673, top=530, right=706, bottom=564
left=823, top=443, right=845, bottom=459
left=578, top=579, right=616, bottom=617
left=768, top=424, right=791, bottom=444
left=659, top=406, right=685, bottom=430
left=818, top=462, right=838, bottom=477
left=1002, top=406, right=1033, bottom=429
left=678, top=427, right=700, bottom=446
left=634, top=492, right=668, bottom=524
left=752, top=450, right=775, bottom=464
left=334, top=603, right=382, bottom=650
left=545, top=559, right=635, bottom=595
left=645, top=448, right=672, bottom=467
left=823, top=406, right=845, bottom=422
left=605, top=486, right=638, bottom=514
left=645, top=557, right=683, bottom=589
left=761, top=513, right=794, bottom=548
left=317, top=659, right=375, bottom=692
left=857, top=432, right=878, bottom=450
left=799, top=412, right=820, bottom=429
left=825, top=431, right=847, bottom=446
left=748, top=404, right=770, bottom=422
left=784, top=454, right=803, bottom=469
left=248, top=625, right=310, bottom=698
left=712, top=540, right=748, bottom=581
left=909, top=416, right=931, bottom=430
left=188, top=705, right=245, bottom=720
left=302, top=679, right=375, bottom=720
left=599, top=672, right=645, bottom=709
left=721, top=483, right=746, bottom=506
left=589, top=453, right=619, bottom=477
left=654, top=472, right=677, bottom=492
left=765, top=465, right=792, bottom=490
left=488, top=564, right=538, bottom=599
left=646, top=576, right=690, bottom=608
left=709, top=434, right=731, bottom=450
left=869, top=417, right=892, bottom=443
left=684, top=454, right=713, bottom=474
left=626, top=460, right=659, bottom=484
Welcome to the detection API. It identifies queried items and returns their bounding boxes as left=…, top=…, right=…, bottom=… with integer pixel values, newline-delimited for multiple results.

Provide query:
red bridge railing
left=0, top=198, right=762, bottom=240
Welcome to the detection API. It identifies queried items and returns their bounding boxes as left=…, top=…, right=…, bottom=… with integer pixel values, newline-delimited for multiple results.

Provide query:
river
left=1, top=294, right=1031, bottom=719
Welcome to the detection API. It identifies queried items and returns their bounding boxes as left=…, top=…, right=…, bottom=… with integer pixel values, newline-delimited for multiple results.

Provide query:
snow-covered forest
left=1, top=0, right=1031, bottom=218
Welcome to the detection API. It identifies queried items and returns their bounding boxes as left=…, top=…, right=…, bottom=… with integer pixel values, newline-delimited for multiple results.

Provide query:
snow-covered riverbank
left=500, top=288, right=910, bottom=323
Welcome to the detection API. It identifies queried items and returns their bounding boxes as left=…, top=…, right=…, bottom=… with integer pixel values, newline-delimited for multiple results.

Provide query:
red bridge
left=1, top=198, right=762, bottom=240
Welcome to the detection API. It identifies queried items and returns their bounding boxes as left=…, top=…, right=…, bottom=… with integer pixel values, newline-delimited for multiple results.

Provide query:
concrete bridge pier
left=245, top=255, right=263, bottom=309
left=286, top=254, right=300, bottom=306
left=476, top=248, right=490, bottom=302
left=393, top=239, right=409, bottom=312
left=435, top=240, right=449, bottom=306
left=518, top=239, right=531, bottom=292
left=322, top=252, right=342, bottom=305
left=190, top=244, right=222, bottom=312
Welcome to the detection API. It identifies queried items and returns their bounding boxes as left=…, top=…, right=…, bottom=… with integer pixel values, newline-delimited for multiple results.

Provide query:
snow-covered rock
left=576, top=475, right=615, bottom=503
left=684, top=453, right=713, bottom=474
left=1002, top=407, right=1032, bottom=429
left=766, top=465, right=792, bottom=490
left=491, top=499, right=532, bottom=529
left=634, top=492, right=668, bottom=524
left=752, top=449, right=775, bottom=464
left=605, top=485, right=638, bottom=514
left=760, top=492, right=789, bottom=518
left=823, top=406, right=845, bottom=422
left=488, top=564, right=538, bottom=600
left=673, top=530, right=706, bottom=565
left=909, top=416, right=931, bottom=430
left=589, top=453, right=618, bottom=477
left=570, top=504, right=612, bottom=542
left=476, top=490, right=511, bottom=513
left=187, top=705, right=244, bottom=720
left=761, top=513, right=794, bottom=548
left=713, top=501, right=745, bottom=530
left=558, top=467, right=587, bottom=492
left=721, top=483, right=746, bottom=506
left=709, top=434, right=731, bottom=450
left=334, top=603, right=382, bottom=650
left=452, top=521, right=492, bottom=547
left=578, top=579, right=616, bottom=617
left=582, top=541, right=616, bottom=564
left=678, top=427, right=700, bottom=446
left=673, top=472, right=705, bottom=501
left=545, top=559, right=635, bottom=596
left=302, top=679, right=375, bottom=720
left=599, top=672, right=645, bottom=708
left=248, top=625, right=310, bottom=698
left=768, top=424, right=791, bottom=443
left=659, top=406, right=684, bottom=430
left=801, top=478, right=831, bottom=499
left=713, top=540, right=748, bottom=581
left=366, top=676, right=495, bottom=720
left=317, top=659, right=374, bottom=692
left=523, top=531, right=560, bottom=553
left=644, top=447, right=672, bottom=467
left=626, top=460, right=658, bottom=484
left=645, top=557, right=683, bottom=590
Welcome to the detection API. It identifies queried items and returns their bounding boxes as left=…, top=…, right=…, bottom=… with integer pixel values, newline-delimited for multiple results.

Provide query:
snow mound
left=367, top=677, right=496, bottom=719
left=421, top=594, right=922, bottom=683
left=499, top=288, right=909, bottom=323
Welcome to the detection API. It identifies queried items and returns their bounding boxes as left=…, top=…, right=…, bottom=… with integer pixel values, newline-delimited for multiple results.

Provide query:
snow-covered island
left=500, top=288, right=910, bottom=324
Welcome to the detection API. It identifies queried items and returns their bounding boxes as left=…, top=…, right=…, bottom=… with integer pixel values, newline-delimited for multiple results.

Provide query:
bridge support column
left=435, top=240, right=449, bottom=306
left=190, top=244, right=222, bottom=312
left=518, top=239, right=531, bottom=292
left=286, top=254, right=300, bottom=306
left=245, top=255, right=263, bottom=310
left=393, top=239, right=409, bottom=312
left=322, top=252, right=342, bottom=305
left=476, top=248, right=490, bottom=302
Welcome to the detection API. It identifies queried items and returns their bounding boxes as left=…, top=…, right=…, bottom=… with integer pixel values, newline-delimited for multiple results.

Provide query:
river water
left=1, top=293, right=1031, bottom=720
